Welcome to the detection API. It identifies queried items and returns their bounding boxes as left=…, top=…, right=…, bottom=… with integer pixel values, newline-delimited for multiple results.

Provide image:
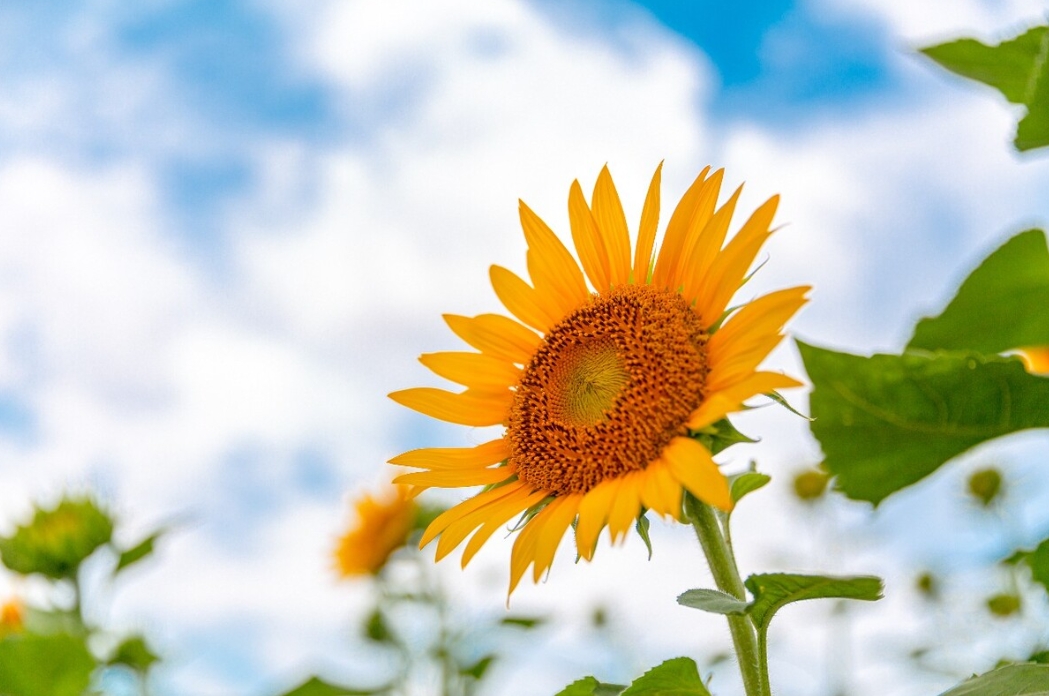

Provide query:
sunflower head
left=334, top=486, right=417, bottom=577
left=389, top=164, right=809, bottom=593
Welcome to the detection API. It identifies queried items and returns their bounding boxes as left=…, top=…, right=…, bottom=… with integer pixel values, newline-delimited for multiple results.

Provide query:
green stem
left=685, top=494, right=769, bottom=696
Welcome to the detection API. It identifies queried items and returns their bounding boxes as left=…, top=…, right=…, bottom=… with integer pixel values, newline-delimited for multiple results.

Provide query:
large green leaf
left=0, top=634, right=95, bottom=696
left=555, top=677, right=626, bottom=696
left=621, top=657, right=711, bottom=696
left=937, top=663, right=1049, bottom=696
left=921, top=27, right=1049, bottom=151
left=799, top=342, right=1049, bottom=504
left=743, top=574, right=883, bottom=632
left=909, top=230, right=1049, bottom=354
left=275, top=676, right=383, bottom=696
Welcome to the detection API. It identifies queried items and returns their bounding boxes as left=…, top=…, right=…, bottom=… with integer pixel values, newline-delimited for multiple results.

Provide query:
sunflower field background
left=1, top=1, right=1049, bottom=695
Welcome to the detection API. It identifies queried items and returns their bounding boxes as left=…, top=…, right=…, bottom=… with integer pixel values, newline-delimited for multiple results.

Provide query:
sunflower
left=389, top=164, right=809, bottom=593
left=334, top=486, right=416, bottom=577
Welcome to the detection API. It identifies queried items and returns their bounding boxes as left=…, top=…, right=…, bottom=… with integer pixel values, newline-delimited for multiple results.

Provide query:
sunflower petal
left=639, top=459, right=682, bottom=518
left=435, top=484, right=537, bottom=561
left=419, top=351, right=520, bottom=390
left=490, top=265, right=559, bottom=333
left=460, top=488, right=547, bottom=567
left=389, top=387, right=511, bottom=426
left=607, top=472, right=642, bottom=543
left=661, top=437, right=733, bottom=511
left=591, top=165, right=632, bottom=286
left=419, top=482, right=525, bottom=548
left=389, top=439, right=509, bottom=470
left=680, top=185, right=742, bottom=303
left=688, top=372, right=804, bottom=430
left=652, top=167, right=719, bottom=290
left=531, top=495, right=582, bottom=582
left=574, top=478, right=620, bottom=560
left=393, top=467, right=515, bottom=488
left=568, top=180, right=611, bottom=292
left=633, top=162, right=663, bottom=284
left=508, top=504, right=546, bottom=595
left=520, top=200, right=590, bottom=307
left=443, top=313, right=540, bottom=365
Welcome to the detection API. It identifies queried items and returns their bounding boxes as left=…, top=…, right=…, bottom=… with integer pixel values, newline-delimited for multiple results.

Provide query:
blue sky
left=1, top=1, right=1049, bottom=694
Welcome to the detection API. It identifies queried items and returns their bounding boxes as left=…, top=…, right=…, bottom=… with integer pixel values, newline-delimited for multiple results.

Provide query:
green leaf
left=909, top=230, right=1049, bottom=354
left=921, top=27, right=1049, bottom=151
left=730, top=472, right=771, bottom=504
left=677, top=588, right=748, bottom=615
left=461, top=654, right=496, bottom=680
left=115, top=529, right=165, bottom=574
left=108, top=635, right=159, bottom=673
left=621, top=657, right=712, bottom=696
left=744, top=573, right=883, bottom=632
left=555, top=676, right=626, bottom=696
left=1012, top=538, right=1049, bottom=595
left=937, top=663, right=1049, bottom=696
left=500, top=615, right=545, bottom=629
left=363, top=609, right=392, bottom=643
left=635, top=514, right=653, bottom=560
left=799, top=342, right=1049, bottom=504
left=276, top=676, right=384, bottom=696
left=691, top=418, right=756, bottom=456
left=0, top=633, right=95, bottom=696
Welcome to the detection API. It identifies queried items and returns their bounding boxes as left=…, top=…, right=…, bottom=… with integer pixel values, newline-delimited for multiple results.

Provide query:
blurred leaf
left=792, top=469, right=830, bottom=502
left=363, top=609, right=392, bottom=643
left=635, top=514, right=653, bottom=561
left=555, top=676, right=626, bottom=696
left=677, top=589, right=748, bottom=616
left=621, top=657, right=711, bottom=696
left=500, top=615, right=545, bottom=629
left=744, top=574, right=882, bottom=632
left=277, top=676, right=384, bottom=696
left=691, top=418, right=756, bottom=456
left=460, top=654, right=495, bottom=680
left=909, top=230, right=1049, bottom=354
left=1029, top=650, right=1049, bottom=664
left=937, top=663, right=1049, bottom=695
left=1012, top=538, right=1049, bottom=595
left=20, top=607, right=84, bottom=637
left=730, top=472, right=771, bottom=504
left=0, top=496, right=114, bottom=580
left=968, top=468, right=1004, bottom=507
left=115, top=529, right=165, bottom=574
left=799, top=342, right=1049, bottom=504
left=108, top=635, right=159, bottom=673
left=921, top=27, right=1049, bottom=151
left=0, top=633, right=94, bottom=696
left=987, top=593, right=1022, bottom=617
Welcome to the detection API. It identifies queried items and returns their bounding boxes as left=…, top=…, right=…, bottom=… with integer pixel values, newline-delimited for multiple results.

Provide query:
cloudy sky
left=1, top=1, right=1049, bottom=694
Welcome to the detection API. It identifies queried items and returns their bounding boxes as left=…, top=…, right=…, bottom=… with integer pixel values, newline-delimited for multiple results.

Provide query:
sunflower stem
left=685, top=494, right=769, bottom=696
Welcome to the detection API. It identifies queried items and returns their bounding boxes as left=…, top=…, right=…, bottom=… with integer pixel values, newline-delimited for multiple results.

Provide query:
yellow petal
left=633, top=162, right=663, bottom=284
left=460, top=488, right=548, bottom=567
left=443, top=313, right=540, bottom=365
left=568, top=180, right=611, bottom=292
left=530, top=495, right=582, bottom=582
left=687, top=372, right=804, bottom=430
left=1020, top=347, right=1049, bottom=374
left=574, top=478, right=620, bottom=560
left=591, top=165, right=632, bottom=286
left=695, top=195, right=779, bottom=326
left=708, top=335, right=787, bottom=391
left=661, top=437, right=733, bottom=511
left=393, top=467, right=515, bottom=488
left=607, top=472, right=642, bottom=543
left=519, top=200, right=589, bottom=308
left=389, top=387, right=511, bottom=426
left=389, top=439, right=509, bottom=470
left=680, top=185, right=742, bottom=303
left=707, top=286, right=810, bottom=371
left=420, top=482, right=525, bottom=548
left=639, top=459, right=682, bottom=518
left=652, top=167, right=720, bottom=290
left=435, top=484, right=537, bottom=561
left=490, top=265, right=559, bottom=333
left=419, top=351, right=520, bottom=390
left=508, top=505, right=546, bottom=596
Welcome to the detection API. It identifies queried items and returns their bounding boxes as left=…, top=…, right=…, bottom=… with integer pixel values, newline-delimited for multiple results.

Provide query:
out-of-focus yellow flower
left=334, top=486, right=416, bottom=577
left=1019, top=347, right=1049, bottom=374
left=0, top=598, right=23, bottom=635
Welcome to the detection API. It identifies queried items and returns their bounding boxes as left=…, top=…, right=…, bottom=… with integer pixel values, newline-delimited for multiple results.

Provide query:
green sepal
left=676, top=588, right=748, bottom=616
left=936, top=663, right=1049, bottom=696
left=635, top=513, right=653, bottom=560
left=765, top=390, right=812, bottom=421
left=743, top=573, right=883, bottom=632
left=691, top=418, right=757, bottom=456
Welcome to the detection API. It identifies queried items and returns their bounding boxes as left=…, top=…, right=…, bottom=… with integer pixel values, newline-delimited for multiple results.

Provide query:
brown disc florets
left=508, top=284, right=709, bottom=495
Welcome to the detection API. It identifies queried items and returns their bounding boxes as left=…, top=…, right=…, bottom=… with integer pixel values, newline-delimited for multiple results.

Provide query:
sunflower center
left=508, top=284, right=709, bottom=495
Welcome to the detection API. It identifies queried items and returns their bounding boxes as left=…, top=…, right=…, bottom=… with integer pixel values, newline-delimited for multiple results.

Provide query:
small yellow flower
left=334, top=486, right=416, bottom=577
left=0, top=598, right=23, bottom=635
left=1019, top=347, right=1049, bottom=374
left=390, top=165, right=808, bottom=593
